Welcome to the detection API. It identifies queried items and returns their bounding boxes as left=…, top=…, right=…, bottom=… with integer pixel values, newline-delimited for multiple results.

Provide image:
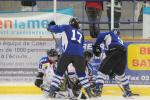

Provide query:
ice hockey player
left=47, top=17, right=95, bottom=98
left=92, top=29, right=139, bottom=97
left=67, top=51, right=100, bottom=99
left=34, top=49, right=58, bottom=92
left=34, top=49, right=78, bottom=98
left=84, top=51, right=99, bottom=84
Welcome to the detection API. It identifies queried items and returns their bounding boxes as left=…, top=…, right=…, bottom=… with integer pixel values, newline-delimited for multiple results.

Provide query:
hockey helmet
left=69, top=17, right=80, bottom=29
left=47, top=49, right=58, bottom=57
left=84, top=51, right=93, bottom=58
left=113, top=28, right=120, bottom=35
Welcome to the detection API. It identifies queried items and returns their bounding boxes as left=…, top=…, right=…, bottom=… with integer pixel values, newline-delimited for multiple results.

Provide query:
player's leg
left=113, top=50, right=139, bottom=97
left=85, top=7, right=102, bottom=38
left=95, top=50, right=120, bottom=96
left=65, top=65, right=79, bottom=98
left=66, top=67, right=87, bottom=99
left=72, top=56, right=95, bottom=98
left=114, top=52, right=133, bottom=97
left=49, top=54, right=71, bottom=97
left=95, top=71, right=106, bottom=96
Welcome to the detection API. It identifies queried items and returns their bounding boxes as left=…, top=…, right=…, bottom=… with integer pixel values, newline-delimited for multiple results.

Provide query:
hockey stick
left=114, top=80, right=140, bottom=97
left=46, top=22, right=60, bottom=52
left=47, top=27, right=62, bottom=54
left=51, top=31, right=59, bottom=49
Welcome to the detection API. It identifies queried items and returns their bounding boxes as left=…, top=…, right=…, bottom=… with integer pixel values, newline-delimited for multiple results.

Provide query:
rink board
left=0, top=39, right=150, bottom=96
left=0, top=85, right=150, bottom=96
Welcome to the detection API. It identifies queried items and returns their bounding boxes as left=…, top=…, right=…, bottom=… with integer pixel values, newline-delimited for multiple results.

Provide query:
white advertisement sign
left=0, top=12, right=72, bottom=38
left=0, top=39, right=55, bottom=83
left=143, top=7, right=150, bottom=39
left=0, top=10, right=72, bottom=83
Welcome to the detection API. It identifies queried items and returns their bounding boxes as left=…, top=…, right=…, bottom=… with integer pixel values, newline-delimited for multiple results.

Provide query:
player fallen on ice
left=34, top=49, right=76, bottom=98
left=92, top=29, right=139, bottom=97
left=34, top=49, right=58, bottom=96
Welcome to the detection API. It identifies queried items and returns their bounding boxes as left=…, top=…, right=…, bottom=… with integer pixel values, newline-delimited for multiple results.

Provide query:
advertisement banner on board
left=0, top=39, right=55, bottom=83
left=0, top=39, right=150, bottom=85
left=0, top=8, right=73, bottom=83
left=0, top=8, right=73, bottom=38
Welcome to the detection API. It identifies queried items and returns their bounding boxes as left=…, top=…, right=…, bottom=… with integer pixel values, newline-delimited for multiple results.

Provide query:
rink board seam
left=0, top=85, right=150, bottom=96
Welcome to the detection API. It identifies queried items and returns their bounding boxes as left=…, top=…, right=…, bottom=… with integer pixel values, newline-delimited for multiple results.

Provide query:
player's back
left=64, top=25, right=84, bottom=57
left=49, top=25, right=84, bottom=57
left=97, top=31, right=124, bottom=49
left=109, top=32, right=124, bottom=47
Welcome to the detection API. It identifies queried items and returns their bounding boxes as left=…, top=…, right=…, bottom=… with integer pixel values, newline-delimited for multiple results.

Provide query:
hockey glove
left=47, top=20, right=56, bottom=31
left=92, top=45, right=101, bottom=57
left=34, top=78, right=43, bottom=88
left=34, top=72, right=44, bottom=88
left=48, top=20, right=56, bottom=26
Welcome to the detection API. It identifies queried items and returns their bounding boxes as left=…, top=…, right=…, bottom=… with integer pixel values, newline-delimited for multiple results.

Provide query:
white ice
left=0, top=95, right=150, bottom=100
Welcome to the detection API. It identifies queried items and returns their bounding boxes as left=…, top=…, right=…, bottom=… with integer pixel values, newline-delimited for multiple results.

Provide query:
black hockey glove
left=47, top=20, right=56, bottom=31
left=34, top=78, right=43, bottom=88
left=92, top=45, right=101, bottom=57
left=34, top=72, right=44, bottom=88
left=48, top=20, right=56, bottom=26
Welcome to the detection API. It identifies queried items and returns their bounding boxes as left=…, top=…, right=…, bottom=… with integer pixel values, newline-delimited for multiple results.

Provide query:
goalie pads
left=92, top=45, right=101, bottom=57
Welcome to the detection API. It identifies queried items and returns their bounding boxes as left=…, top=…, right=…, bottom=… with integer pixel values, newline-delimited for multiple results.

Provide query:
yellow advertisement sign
left=128, top=44, right=150, bottom=70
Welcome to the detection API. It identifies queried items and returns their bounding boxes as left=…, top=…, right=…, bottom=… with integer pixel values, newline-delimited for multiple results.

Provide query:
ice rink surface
left=0, top=95, right=150, bottom=100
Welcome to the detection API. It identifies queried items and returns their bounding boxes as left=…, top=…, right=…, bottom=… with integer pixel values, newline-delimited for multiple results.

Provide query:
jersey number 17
left=71, top=30, right=83, bottom=44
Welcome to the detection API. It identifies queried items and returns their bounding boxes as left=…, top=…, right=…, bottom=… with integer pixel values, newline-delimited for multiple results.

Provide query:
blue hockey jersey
left=95, top=31, right=125, bottom=49
left=48, top=25, right=84, bottom=57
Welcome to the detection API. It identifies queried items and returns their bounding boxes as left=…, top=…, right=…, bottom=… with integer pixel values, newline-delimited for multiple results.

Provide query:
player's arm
left=92, top=32, right=107, bottom=57
left=95, top=32, right=106, bottom=46
left=34, top=61, right=44, bottom=88
left=47, top=21, right=67, bottom=33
